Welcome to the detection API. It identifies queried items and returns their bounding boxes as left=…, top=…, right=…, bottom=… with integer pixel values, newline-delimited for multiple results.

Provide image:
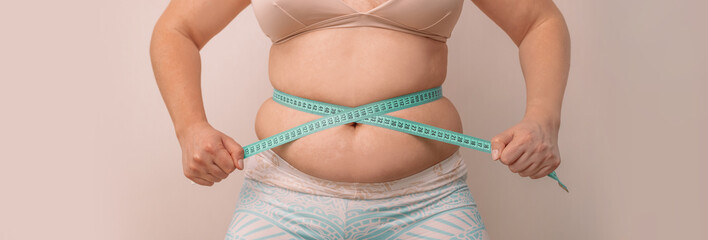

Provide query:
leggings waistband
left=242, top=149, right=468, bottom=200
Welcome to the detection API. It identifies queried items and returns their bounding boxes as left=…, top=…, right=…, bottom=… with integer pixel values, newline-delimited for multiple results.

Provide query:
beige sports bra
left=251, top=0, right=465, bottom=44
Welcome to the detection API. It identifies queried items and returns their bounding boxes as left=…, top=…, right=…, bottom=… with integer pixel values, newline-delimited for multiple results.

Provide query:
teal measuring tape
left=242, top=86, right=569, bottom=192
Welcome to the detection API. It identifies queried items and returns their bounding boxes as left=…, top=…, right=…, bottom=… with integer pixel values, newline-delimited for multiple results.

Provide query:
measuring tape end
left=558, top=182, right=569, bottom=193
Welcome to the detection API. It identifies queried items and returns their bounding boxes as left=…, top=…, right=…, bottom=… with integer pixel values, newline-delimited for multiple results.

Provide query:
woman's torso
left=254, top=1, right=463, bottom=183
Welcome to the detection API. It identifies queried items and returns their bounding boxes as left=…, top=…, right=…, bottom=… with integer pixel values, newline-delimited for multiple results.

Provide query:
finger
left=530, top=165, right=554, bottom=179
left=499, top=137, right=525, bottom=166
left=190, top=176, right=214, bottom=186
left=490, top=128, right=514, bottom=161
left=222, top=135, right=245, bottom=170
left=188, top=158, right=220, bottom=182
left=214, top=147, right=237, bottom=174
left=509, top=150, right=534, bottom=174
left=207, top=162, right=228, bottom=180
left=194, top=145, right=227, bottom=180
left=202, top=143, right=230, bottom=179
left=200, top=171, right=222, bottom=183
left=519, top=156, right=542, bottom=178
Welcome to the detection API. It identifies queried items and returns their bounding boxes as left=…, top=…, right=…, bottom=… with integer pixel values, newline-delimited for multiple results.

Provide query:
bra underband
left=241, top=86, right=569, bottom=192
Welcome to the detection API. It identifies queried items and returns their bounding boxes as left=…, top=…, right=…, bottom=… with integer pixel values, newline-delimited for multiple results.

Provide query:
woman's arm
left=470, top=0, right=570, bottom=179
left=149, top=0, right=252, bottom=186
left=150, top=0, right=251, bottom=134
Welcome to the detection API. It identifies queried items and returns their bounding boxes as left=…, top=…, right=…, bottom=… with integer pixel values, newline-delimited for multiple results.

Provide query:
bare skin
left=150, top=0, right=570, bottom=186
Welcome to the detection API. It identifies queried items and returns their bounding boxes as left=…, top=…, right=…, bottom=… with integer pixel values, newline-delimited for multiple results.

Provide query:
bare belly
left=254, top=27, right=463, bottom=183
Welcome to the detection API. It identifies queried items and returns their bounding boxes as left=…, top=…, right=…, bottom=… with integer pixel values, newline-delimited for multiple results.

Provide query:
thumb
left=221, top=135, right=245, bottom=170
left=490, top=128, right=514, bottom=161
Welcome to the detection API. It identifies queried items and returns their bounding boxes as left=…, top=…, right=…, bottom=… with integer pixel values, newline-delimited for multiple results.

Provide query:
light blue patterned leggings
left=225, top=174, right=490, bottom=240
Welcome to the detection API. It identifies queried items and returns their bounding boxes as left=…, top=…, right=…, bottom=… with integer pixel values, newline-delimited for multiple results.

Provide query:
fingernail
left=492, top=149, right=499, bottom=160
left=238, top=159, right=244, bottom=169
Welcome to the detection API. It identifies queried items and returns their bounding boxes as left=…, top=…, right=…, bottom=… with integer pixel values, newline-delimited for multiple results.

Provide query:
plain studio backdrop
left=0, top=0, right=706, bottom=239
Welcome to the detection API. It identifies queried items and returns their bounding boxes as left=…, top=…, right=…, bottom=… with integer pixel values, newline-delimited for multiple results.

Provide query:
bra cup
left=251, top=0, right=306, bottom=41
left=272, top=0, right=354, bottom=25
left=418, top=7, right=463, bottom=37
left=373, top=0, right=464, bottom=36
left=415, top=0, right=464, bottom=36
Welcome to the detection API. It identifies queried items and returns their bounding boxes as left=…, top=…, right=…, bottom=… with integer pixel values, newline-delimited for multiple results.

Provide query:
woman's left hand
left=490, top=116, right=561, bottom=179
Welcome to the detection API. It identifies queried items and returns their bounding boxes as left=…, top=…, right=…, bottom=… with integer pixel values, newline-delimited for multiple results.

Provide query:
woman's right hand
left=176, top=121, right=245, bottom=186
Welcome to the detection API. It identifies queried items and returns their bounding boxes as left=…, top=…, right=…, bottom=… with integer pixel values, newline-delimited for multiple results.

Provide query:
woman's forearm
left=517, top=10, right=570, bottom=129
left=150, top=25, right=208, bottom=137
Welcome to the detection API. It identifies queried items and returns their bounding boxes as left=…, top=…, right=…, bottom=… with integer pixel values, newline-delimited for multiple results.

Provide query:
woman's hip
left=226, top=172, right=490, bottom=239
left=242, top=147, right=469, bottom=200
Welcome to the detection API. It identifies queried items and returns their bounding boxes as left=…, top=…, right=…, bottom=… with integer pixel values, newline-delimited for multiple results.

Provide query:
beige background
left=1, top=0, right=706, bottom=239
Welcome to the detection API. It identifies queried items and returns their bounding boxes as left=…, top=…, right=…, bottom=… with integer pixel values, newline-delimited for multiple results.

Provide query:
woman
left=150, top=0, right=569, bottom=239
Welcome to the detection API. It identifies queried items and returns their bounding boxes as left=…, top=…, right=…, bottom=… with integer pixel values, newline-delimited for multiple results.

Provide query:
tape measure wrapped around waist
left=242, top=86, right=568, bottom=192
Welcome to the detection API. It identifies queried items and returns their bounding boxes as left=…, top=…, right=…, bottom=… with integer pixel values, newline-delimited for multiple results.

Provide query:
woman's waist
left=253, top=92, right=464, bottom=182
left=254, top=91, right=463, bottom=142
